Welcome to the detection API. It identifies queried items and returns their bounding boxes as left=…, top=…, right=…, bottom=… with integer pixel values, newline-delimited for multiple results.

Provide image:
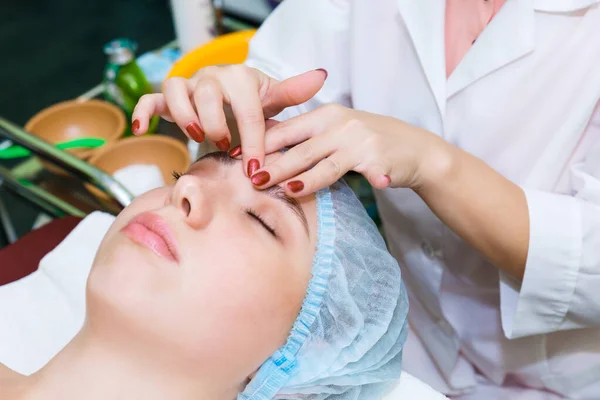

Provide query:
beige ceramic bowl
left=87, top=135, right=191, bottom=199
left=25, top=99, right=126, bottom=161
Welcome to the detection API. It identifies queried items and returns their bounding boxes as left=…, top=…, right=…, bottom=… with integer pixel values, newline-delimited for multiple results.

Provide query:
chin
left=86, top=260, right=159, bottom=340
left=89, top=243, right=156, bottom=305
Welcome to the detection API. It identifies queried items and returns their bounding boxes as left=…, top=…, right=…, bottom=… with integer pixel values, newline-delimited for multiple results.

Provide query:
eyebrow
left=195, top=152, right=310, bottom=237
left=262, top=185, right=310, bottom=236
left=196, top=150, right=237, bottom=165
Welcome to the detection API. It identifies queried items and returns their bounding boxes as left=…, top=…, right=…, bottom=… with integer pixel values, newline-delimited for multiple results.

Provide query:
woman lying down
left=0, top=151, right=408, bottom=400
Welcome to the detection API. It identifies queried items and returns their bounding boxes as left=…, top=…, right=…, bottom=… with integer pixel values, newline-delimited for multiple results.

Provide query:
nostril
left=182, top=198, right=191, bottom=216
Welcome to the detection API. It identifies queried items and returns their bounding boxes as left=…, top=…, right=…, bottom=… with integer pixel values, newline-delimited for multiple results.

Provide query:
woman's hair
left=239, top=180, right=409, bottom=400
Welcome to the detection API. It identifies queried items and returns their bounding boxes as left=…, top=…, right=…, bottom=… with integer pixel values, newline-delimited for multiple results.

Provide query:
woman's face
left=86, top=152, right=318, bottom=386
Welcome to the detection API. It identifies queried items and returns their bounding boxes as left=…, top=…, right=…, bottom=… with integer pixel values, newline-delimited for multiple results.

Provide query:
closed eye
left=246, top=208, right=277, bottom=238
left=172, top=170, right=184, bottom=182
left=172, top=167, right=279, bottom=239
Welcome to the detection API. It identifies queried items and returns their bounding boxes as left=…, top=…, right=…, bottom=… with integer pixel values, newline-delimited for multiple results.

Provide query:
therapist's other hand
left=246, top=105, right=451, bottom=196
left=131, top=65, right=328, bottom=175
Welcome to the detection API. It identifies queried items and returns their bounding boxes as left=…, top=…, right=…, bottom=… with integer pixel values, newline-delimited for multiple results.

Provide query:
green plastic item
left=0, top=137, right=106, bottom=160
left=103, top=38, right=159, bottom=136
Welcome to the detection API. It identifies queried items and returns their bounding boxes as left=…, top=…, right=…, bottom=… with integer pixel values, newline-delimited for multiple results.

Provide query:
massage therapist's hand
left=131, top=65, right=328, bottom=175
left=243, top=104, right=452, bottom=196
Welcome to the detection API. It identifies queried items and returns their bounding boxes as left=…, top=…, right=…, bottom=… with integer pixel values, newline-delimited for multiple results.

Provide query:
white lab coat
left=245, top=0, right=600, bottom=398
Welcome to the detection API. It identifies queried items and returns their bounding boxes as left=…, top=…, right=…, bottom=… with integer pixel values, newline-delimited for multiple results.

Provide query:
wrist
left=413, top=134, right=458, bottom=194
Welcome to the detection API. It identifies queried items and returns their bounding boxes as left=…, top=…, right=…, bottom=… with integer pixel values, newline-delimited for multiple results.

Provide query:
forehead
left=189, top=151, right=319, bottom=241
left=189, top=151, right=285, bottom=174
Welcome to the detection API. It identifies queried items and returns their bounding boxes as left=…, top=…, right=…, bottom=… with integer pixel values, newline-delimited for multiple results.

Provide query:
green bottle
left=103, top=38, right=159, bottom=136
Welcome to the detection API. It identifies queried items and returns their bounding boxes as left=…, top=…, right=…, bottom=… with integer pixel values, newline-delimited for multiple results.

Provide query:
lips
left=121, top=212, right=179, bottom=262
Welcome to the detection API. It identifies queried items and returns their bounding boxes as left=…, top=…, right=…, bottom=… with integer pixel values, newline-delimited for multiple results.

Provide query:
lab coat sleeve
left=500, top=104, right=600, bottom=338
left=244, top=0, right=352, bottom=120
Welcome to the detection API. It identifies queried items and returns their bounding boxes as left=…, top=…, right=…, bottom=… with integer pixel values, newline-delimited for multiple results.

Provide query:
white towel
left=113, top=164, right=165, bottom=197
left=0, top=211, right=447, bottom=399
left=0, top=211, right=115, bottom=375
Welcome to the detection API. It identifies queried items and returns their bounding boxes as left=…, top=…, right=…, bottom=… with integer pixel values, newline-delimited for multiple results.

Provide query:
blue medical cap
left=239, top=180, right=409, bottom=400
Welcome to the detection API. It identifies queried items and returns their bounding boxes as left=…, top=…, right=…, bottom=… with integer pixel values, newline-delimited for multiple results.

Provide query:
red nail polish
left=247, top=159, right=260, bottom=177
left=186, top=122, right=205, bottom=142
left=228, top=145, right=242, bottom=158
left=216, top=138, right=230, bottom=151
left=315, top=68, right=328, bottom=80
left=288, top=180, right=304, bottom=193
left=132, top=119, right=140, bottom=133
left=251, top=171, right=271, bottom=186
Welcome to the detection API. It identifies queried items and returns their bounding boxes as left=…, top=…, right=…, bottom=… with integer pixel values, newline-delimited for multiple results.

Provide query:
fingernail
left=186, top=122, right=205, bottom=142
left=228, top=145, right=242, bottom=158
left=251, top=171, right=271, bottom=186
left=315, top=68, right=328, bottom=80
left=132, top=119, right=140, bottom=133
left=216, top=138, right=230, bottom=152
left=287, top=180, right=304, bottom=193
left=383, top=175, right=391, bottom=186
left=247, top=159, right=260, bottom=177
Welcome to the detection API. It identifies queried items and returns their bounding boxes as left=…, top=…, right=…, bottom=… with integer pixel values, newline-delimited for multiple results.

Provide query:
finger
left=355, top=162, right=392, bottom=190
left=189, top=65, right=221, bottom=83
left=263, top=105, right=342, bottom=154
left=263, top=118, right=315, bottom=154
left=370, top=174, right=392, bottom=189
left=283, top=151, right=353, bottom=197
left=132, top=94, right=173, bottom=135
left=262, top=69, right=328, bottom=118
left=265, top=118, right=280, bottom=130
left=227, top=119, right=281, bottom=159
left=162, top=77, right=205, bottom=142
left=192, top=78, right=231, bottom=151
left=251, top=133, right=336, bottom=188
left=219, top=69, right=266, bottom=175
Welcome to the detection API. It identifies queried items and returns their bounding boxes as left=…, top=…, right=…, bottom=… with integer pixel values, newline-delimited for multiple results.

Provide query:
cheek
left=190, top=231, right=306, bottom=315
left=87, top=237, right=180, bottom=331
left=87, top=189, right=180, bottom=336
left=178, top=230, right=310, bottom=372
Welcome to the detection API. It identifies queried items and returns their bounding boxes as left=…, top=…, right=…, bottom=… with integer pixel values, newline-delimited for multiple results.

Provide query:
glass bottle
left=103, top=38, right=159, bottom=136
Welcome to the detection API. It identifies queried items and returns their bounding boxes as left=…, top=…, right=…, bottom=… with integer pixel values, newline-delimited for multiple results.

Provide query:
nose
left=170, top=175, right=213, bottom=230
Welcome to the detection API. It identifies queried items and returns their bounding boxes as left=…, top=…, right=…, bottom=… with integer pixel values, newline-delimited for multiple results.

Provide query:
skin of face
left=85, top=152, right=318, bottom=388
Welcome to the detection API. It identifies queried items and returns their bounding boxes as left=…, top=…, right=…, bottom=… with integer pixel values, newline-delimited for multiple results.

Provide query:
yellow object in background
left=166, top=30, right=257, bottom=80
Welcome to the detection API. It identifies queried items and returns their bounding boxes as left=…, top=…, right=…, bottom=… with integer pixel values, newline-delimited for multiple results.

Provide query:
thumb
left=262, top=69, right=328, bottom=118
